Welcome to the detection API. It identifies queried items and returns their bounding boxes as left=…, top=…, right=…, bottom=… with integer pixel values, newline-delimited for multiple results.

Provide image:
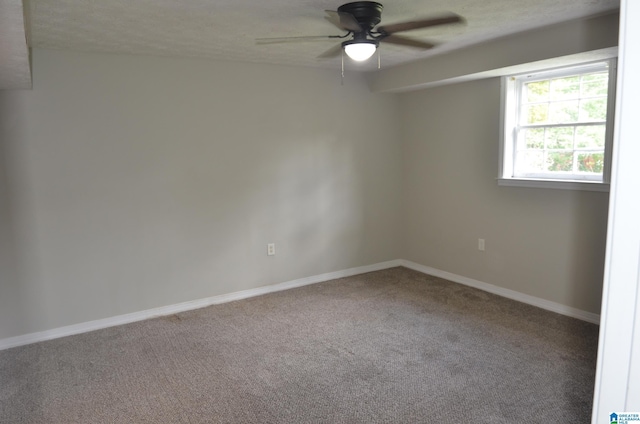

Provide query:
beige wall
left=400, top=78, right=609, bottom=314
left=1, top=8, right=616, bottom=341
left=0, top=49, right=403, bottom=339
left=370, top=12, right=619, bottom=93
left=0, top=120, right=23, bottom=334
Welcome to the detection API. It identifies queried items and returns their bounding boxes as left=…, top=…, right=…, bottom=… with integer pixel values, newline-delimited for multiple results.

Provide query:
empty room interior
left=1, top=0, right=639, bottom=422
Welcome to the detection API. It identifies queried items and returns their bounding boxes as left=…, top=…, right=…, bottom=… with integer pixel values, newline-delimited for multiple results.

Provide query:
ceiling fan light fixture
left=343, top=40, right=378, bottom=61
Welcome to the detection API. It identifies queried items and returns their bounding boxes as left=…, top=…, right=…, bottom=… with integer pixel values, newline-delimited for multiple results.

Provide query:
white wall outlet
left=478, top=239, right=485, bottom=251
left=267, top=243, right=276, bottom=256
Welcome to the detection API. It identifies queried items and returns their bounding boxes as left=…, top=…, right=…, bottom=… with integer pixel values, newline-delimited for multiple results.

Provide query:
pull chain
left=341, top=50, right=344, bottom=85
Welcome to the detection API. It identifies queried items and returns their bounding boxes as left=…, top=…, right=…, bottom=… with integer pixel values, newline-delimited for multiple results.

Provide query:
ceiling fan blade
left=317, top=43, right=344, bottom=59
left=380, top=35, right=435, bottom=50
left=325, top=10, right=363, bottom=32
left=256, top=35, right=343, bottom=44
left=377, top=13, right=463, bottom=34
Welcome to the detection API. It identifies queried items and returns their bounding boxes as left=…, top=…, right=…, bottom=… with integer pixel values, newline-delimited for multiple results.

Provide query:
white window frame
left=499, top=59, right=617, bottom=192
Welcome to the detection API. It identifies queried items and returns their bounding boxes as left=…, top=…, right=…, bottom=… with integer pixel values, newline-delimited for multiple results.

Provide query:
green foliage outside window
left=517, top=69, right=609, bottom=176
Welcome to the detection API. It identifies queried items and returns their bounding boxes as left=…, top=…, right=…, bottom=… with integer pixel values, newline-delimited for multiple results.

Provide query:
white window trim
left=498, top=59, right=617, bottom=192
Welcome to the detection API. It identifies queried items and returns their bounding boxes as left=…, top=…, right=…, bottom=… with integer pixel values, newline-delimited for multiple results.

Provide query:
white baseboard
left=399, top=260, right=601, bottom=324
left=0, top=260, right=403, bottom=351
left=0, top=258, right=599, bottom=351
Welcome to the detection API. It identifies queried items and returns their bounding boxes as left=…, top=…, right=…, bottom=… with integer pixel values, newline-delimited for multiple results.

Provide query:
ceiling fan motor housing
left=337, top=1, right=383, bottom=30
left=258, top=2, right=461, bottom=62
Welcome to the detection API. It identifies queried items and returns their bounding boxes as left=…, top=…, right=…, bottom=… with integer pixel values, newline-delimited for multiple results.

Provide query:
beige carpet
left=0, top=267, right=598, bottom=423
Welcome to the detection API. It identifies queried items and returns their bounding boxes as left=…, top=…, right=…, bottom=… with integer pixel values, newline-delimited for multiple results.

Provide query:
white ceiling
left=1, top=0, right=621, bottom=89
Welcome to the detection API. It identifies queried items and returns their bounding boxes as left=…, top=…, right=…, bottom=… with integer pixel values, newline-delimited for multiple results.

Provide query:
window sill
left=497, top=178, right=610, bottom=192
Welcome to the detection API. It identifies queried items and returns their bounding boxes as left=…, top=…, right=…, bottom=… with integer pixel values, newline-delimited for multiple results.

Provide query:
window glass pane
left=546, top=127, right=574, bottom=149
left=577, top=152, right=604, bottom=173
left=550, top=76, right=580, bottom=100
left=581, top=73, right=608, bottom=97
left=522, top=128, right=545, bottom=149
left=579, top=98, right=607, bottom=121
left=516, top=151, right=544, bottom=173
left=576, top=126, right=605, bottom=148
left=546, top=152, right=574, bottom=172
left=506, top=61, right=612, bottom=184
left=548, top=100, right=579, bottom=123
left=525, top=81, right=549, bottom=102
left=524, top=104, right=548, bottom=124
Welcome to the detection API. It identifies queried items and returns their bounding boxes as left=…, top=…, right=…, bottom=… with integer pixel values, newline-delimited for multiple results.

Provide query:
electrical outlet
left=478, top=239, right=485, bottom=251
left=267, top=243, right=276, bottom=256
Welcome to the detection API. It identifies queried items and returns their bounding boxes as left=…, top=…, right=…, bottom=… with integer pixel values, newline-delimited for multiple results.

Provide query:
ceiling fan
left=257, top=1, right=465, bottom=63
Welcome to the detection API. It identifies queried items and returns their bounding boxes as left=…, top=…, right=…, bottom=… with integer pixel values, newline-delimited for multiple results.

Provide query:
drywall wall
left=0, top=11, right=617, bottom=341
left=370, top=12, right=619, bottom=93
left=0, top=49, right=403, bottom=339
left=0, top=115, right=22, bottom=333
left=400, top=78, right=609, bottom=314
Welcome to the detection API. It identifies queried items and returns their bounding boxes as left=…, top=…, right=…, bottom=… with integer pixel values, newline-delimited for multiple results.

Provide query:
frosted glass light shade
left=344, top=42, right=377, bottom=61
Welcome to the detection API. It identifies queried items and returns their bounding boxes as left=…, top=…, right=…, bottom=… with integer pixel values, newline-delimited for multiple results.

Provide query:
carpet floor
left=0, top=267, right=599, bottom=423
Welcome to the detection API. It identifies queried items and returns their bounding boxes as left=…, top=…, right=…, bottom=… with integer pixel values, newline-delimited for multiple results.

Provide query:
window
left=499, top=60, right=616, bottom=191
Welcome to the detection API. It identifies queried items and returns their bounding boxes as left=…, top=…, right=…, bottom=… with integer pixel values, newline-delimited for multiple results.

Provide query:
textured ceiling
left=27, top=0, right=620, bottom=71
left=2, top=0, right=622, bottom=89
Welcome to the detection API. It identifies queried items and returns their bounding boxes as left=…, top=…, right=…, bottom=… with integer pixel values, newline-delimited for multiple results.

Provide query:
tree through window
left=500, top=60, right=616, bottom=190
